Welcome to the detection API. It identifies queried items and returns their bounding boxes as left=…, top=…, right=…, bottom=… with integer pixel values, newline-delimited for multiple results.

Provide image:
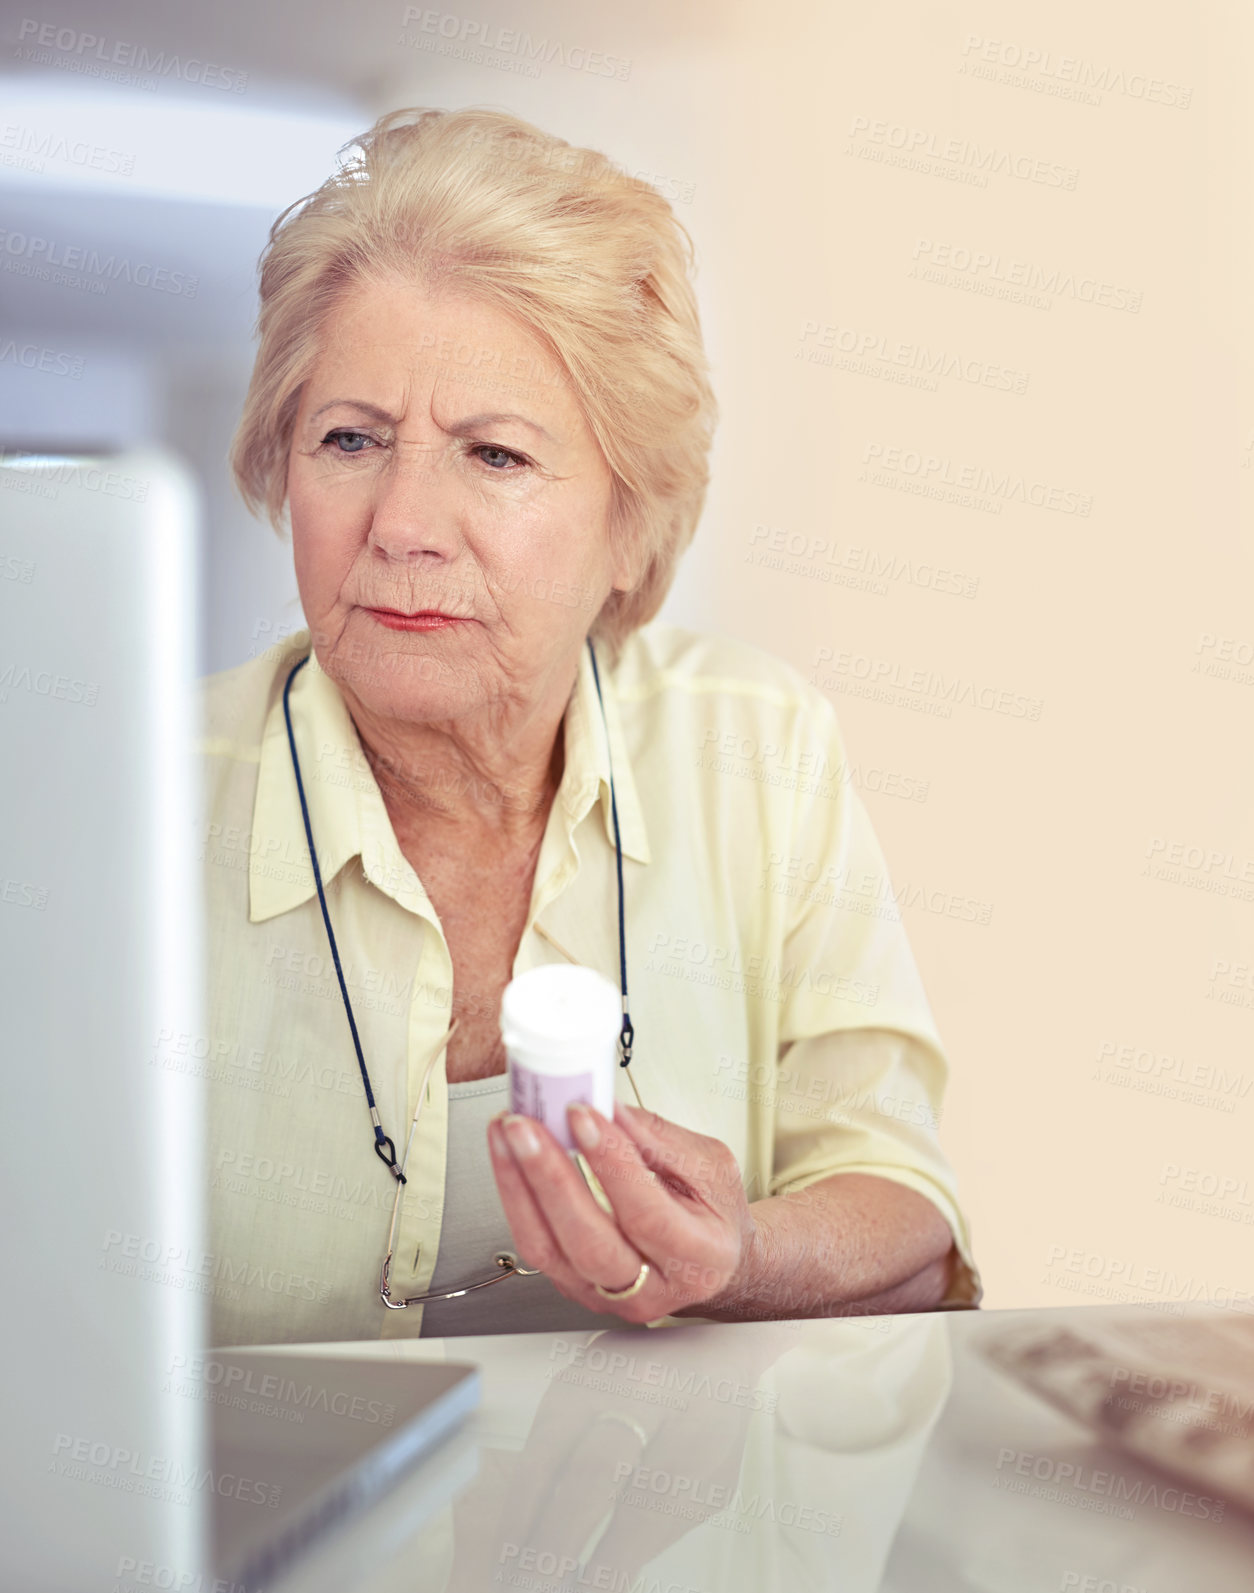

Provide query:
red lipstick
left=366, top=608, right=468, bottom=632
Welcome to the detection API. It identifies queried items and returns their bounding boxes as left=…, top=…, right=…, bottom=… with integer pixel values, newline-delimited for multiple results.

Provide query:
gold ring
left=594, top=1260, right=650, bottom=1300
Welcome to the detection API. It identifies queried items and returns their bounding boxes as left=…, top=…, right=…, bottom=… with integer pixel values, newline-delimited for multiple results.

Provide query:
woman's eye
left=321, top=429, right=375, bottom=454
left=474, top=444, right=527, bottom=470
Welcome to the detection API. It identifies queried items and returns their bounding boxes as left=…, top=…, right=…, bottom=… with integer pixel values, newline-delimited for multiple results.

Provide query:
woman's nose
left=366, top=445, right=464, bottom=563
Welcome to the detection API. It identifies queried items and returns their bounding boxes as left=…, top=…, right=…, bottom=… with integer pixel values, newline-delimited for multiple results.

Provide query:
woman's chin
left=340, top=675, right=476, bottom=730
left=318, top=644, right=463, bottom=725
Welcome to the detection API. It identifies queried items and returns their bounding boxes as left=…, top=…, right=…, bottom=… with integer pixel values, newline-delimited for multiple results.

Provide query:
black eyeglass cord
left=585, top=638, right=633, bottom=1067
left=281, top=635, right=635, bottom=1186
left=282, top=654, right=404, bottom=1180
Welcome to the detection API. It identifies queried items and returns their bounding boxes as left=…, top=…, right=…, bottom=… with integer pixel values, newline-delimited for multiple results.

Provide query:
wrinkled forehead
left=300, top=275, right=578, bottom=430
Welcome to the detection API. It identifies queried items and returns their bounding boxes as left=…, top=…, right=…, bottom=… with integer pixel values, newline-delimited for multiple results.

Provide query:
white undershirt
left=417, top=1076, right=622, bottom=1338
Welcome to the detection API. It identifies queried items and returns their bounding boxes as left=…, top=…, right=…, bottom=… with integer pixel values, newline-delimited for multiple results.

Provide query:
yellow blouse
left=196, top=621, right=980, bottom=1345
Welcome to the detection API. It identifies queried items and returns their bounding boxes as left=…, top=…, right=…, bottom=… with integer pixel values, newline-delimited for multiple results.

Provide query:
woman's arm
left=489, top=1101, right=960, bottom=1325
left=676, top=1172, right=957, bottom=1322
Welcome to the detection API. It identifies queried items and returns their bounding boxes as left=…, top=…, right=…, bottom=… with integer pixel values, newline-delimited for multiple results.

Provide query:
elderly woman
left=201, top=106, right=980, bottom=1347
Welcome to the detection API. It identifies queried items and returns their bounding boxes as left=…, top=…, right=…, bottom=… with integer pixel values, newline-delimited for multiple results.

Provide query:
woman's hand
left=487, top=1101, right=760, bottom=1323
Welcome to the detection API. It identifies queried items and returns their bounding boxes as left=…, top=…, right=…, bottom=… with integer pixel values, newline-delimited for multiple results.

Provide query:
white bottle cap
left=500, top=963, right=622, bottom=1066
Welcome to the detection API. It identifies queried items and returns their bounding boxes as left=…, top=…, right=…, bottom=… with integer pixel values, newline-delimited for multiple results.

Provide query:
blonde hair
left=229, top=106, right=717, bottom=656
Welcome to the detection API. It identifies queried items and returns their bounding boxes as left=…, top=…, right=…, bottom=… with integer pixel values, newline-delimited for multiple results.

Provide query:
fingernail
left=568, top=1103, right=600, bottom=1152
left=504, top=1114, right=541, bottom=1158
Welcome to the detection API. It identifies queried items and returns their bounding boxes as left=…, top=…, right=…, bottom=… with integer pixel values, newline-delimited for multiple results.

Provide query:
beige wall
left=373, top=1, right=1252, bottom=1311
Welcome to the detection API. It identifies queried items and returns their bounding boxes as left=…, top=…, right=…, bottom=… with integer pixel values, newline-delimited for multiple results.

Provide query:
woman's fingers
left=572, top=1105, right=745, bottom=1302
left=487, top=1114, right=651, bottom=1304
left=567, top=1104, right=700, bottom=1257
left=486, top=1116, right=570, bottom=1274
left=613, top=1103, right=742, bottom=1200
left=487, top=1103, right=754, bottom=1318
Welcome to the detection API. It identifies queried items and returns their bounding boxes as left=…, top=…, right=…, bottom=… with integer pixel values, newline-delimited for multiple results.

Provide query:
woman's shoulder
left=613, top=621, right=837, bottom=723
left=199, top=628, right=310, bottom=750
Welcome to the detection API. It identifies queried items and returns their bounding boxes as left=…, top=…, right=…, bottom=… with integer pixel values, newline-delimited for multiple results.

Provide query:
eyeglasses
left=380, top=1250, right=541, bottom=1308
left=378, top=1019, right=544, bottom=1308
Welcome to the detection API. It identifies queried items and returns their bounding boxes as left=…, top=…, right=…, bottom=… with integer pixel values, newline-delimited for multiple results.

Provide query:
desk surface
left=255, top=1304, right=1254, bottom=1593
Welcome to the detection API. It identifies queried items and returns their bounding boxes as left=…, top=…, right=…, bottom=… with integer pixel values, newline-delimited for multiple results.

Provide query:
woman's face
left=286, top=273, right=629, bottom=728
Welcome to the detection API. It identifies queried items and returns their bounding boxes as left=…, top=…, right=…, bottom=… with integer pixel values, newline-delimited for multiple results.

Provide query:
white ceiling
left=0, top=0, right=732, bottom=356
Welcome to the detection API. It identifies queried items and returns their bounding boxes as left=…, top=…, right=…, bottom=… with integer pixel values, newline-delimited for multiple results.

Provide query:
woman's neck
left=344, top=686, right=568, bottom=852
left=362, top=722, right=564, bottom=842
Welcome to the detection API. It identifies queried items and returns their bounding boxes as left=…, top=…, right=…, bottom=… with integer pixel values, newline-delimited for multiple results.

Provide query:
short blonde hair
left=229, top=106, right=717, bottom=656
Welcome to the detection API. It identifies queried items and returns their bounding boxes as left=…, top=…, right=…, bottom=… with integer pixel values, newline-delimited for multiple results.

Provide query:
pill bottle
left=500, top=964, right=620, bottom=1151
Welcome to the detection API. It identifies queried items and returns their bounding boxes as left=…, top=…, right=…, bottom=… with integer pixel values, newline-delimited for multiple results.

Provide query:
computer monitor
left=0, top=449, right=479, bottom=1593
left=0, top=447, right=207, bottom=1591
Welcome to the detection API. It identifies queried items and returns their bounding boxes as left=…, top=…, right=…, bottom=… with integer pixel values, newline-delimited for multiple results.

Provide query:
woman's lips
left=365, top=608, right=469, bottom=632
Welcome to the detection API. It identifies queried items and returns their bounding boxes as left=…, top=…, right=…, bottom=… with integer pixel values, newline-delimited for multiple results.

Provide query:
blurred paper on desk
left=979, top=1314, right=1254, bottom=1514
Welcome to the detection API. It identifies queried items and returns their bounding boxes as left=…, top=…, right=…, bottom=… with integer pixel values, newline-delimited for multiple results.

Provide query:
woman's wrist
left=676, top=1177, right=956, bottom=1322
left=672, top=1203, right=777, bottom=1320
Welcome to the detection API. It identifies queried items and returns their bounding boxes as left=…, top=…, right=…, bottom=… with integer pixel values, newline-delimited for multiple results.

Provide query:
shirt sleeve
left=766, top=691, right=982, bottom=1307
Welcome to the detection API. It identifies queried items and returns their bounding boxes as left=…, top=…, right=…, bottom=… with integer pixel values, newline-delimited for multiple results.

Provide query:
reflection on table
left=260, top=1304, right=1254, bottom=1593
